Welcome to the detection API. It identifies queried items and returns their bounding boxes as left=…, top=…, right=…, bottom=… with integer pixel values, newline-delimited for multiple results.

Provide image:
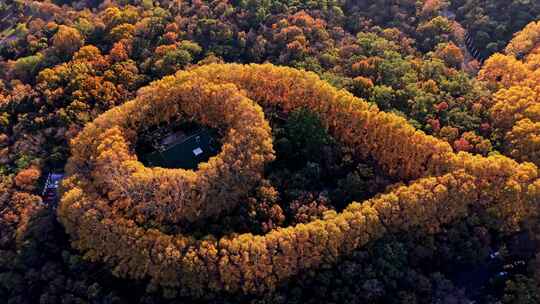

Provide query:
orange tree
left=58, top=63, right=540, bottom=297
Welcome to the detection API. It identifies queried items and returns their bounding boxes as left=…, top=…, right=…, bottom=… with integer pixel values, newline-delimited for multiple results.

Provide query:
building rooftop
left=141, top=128, right=218, bottom=170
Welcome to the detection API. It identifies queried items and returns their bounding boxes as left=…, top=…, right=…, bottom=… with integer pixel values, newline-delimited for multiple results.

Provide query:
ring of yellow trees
left=64, top=79, right=274, bottom=225
left=59, top=63, right=540, bottom=296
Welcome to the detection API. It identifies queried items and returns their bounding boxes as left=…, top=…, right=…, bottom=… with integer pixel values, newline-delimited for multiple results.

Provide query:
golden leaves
left=480, top=22, right=540, bottom=166
left=58, top=63, right=540, bottom=296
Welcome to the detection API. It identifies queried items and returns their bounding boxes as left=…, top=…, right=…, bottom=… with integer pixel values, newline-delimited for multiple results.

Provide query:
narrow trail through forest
left=441, top=7, right=485, bottom=70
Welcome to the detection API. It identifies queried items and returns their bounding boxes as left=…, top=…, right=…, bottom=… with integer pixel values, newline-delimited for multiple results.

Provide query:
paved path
left=441, top=7, right=485, bottom=69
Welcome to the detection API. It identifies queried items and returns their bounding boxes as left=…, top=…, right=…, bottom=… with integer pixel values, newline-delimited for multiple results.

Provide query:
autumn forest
left=2, top=0, right=540, bottom=303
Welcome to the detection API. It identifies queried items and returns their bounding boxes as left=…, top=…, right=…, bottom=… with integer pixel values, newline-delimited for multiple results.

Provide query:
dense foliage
left=450, top=0, right=540, bottom=58
left=1, top=0, right=540, bottom=303
left=60, top=63, right=539, bottom=297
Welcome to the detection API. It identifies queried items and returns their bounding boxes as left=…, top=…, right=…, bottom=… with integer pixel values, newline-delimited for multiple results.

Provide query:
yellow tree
left=505, top=118, right=540, bottom=165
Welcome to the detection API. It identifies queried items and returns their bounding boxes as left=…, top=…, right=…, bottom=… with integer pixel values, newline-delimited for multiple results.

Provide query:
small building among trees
left=139, top=122, right=219, bottom=170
